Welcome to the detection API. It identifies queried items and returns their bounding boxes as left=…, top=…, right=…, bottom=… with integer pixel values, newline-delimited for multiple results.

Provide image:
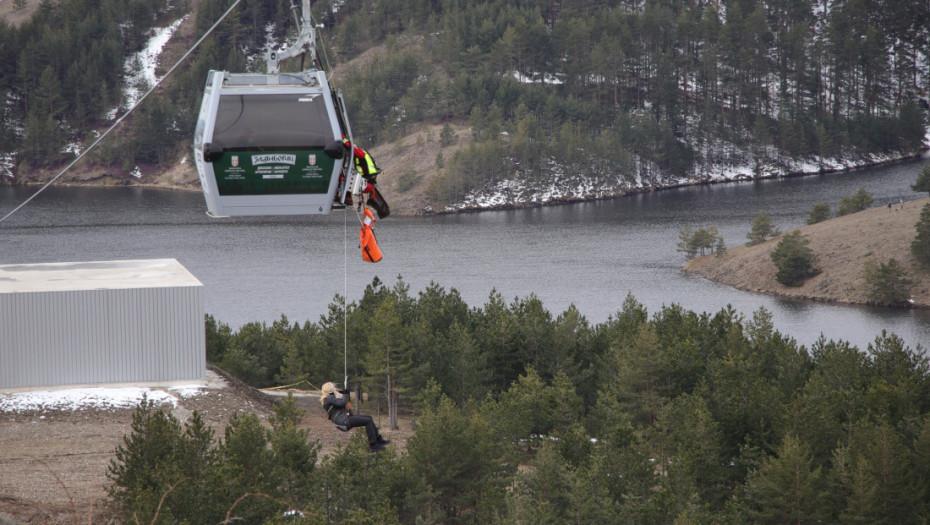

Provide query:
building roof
left=0, top=259, right=203, bottom=293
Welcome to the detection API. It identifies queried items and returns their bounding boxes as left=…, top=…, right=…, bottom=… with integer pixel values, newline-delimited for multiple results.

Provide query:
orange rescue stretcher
left=359, top=208, right=383, bottom=263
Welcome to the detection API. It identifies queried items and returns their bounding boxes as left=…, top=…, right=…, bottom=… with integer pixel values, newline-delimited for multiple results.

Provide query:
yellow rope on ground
left=259, top=379, right=320, bottom=392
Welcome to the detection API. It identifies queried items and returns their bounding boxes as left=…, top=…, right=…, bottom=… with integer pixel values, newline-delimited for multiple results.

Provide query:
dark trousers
left=347, top=414, right=379, bottom=445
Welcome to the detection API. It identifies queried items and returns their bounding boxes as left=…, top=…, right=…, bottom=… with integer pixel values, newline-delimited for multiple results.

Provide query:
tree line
left=2, top=0, right=927, bottom=208
left=108, top=281, right=930, bottom=523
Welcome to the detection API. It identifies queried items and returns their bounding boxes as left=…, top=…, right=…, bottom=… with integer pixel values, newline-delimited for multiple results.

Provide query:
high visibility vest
left=343, top=138, right=379, bottom=178
left=359, top=208, right=383, bottom=263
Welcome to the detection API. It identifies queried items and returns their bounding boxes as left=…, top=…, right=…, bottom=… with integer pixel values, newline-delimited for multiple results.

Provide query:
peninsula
left=683, top=198, right=930, bottom=308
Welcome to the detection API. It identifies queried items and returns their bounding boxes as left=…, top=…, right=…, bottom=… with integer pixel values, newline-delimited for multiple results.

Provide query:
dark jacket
left=323, top=393, right=350, bottom=428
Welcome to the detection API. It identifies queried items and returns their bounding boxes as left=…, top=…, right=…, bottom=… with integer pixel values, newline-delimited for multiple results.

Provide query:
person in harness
left=320, top=382, right=390, bottom=452
left=342, top=136, right=390, bottom=219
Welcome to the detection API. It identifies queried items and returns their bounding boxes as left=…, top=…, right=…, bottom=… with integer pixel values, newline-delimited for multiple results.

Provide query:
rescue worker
left=342, top=136, right=390, bottom=218
left=342, top=136, right=380, bottom=183
left=320, top=382, right=390, bottom=452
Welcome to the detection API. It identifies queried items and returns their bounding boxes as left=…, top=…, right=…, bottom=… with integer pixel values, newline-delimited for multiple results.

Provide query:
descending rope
left=0, top=0, right=245, bottom=225
left=344, top=189, right=349, bottom=390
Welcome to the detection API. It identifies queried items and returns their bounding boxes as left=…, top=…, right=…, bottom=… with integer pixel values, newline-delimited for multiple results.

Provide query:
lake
left=2, top=158, right=929, bottom=352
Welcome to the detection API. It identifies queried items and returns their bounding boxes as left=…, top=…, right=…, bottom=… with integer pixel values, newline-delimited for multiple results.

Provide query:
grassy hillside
left=684, top=198, right=930, bottom=307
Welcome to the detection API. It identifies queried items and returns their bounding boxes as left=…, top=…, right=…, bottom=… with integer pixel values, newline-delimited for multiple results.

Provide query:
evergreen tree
left=107, top=399, right=219, bottom=525
left=747, top=211, right=779, bottom=245
left=837, top=187, right=874, bottom=216
left=440, top=122, right=456, bottom=147
left=862, top=258, right=913, bottom=305
left=911, top=163, right=930, bottom=197
left=267, top=394, right=318, bottom=508
left=770, top=231, right=819, bottom=286
left=838, top=422, right=917, bottom=524
left=807, top=202, right=832, bottom=224
left=911, top=203, right=930, bottom=267
left=509, top=443, right=575, bottom=523
left=216, top=413, right=278, bottom=522
left=740, top=433, right=830, bottom=524
left=362, top=293, right=409, bottom=430
left=678, top=225, right=723, bottom=258
left=655, top=393, right=728, bottom=506
left=403, top=397, right=511, bottom=522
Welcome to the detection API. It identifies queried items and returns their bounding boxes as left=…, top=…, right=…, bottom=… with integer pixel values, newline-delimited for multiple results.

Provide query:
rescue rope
left=260, top=378, right=318, bottom=391
left=0, top=0, right=245, bottom=225
left=344, top=185, right=349, bottom=390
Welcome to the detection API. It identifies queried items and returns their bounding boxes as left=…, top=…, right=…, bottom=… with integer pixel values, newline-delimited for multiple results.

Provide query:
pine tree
left=679, top=225, right=723, bottom=258
left=839, top=423, right=917, bottom=524
left=837, top=187, right=874, bottom=216
left=107, top=399, right=221, bottom=524
left=267, top=394, right=318, bottom=508
left=807, top=202, right=831, bottom=224
left=404, top=397, right=510, bottom=522
left=741, top=433, right=829, bottom=524
left=770, top=231, right=819, bottom=286
left=747, top=211, right=779, bottom=245
left=862, top=258, right=913, bottom=305
left=509, top=443, right=575, bottom=523
left=911, top=163, right=930, bottom=197
left=440, top=122, right=456, bottom=147
left=362, top=294, right=410, bottom=430
left=911, top=203, right=930, bottom=267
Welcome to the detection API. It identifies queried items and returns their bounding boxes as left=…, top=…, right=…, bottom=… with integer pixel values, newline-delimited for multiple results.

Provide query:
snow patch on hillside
left=0, top=153, right=14, bottom=179
left=452, top=144, right=928, bottom=213
left=0, top=384, right=206, bottom=413
left=108, top=15, right=188, bottom=119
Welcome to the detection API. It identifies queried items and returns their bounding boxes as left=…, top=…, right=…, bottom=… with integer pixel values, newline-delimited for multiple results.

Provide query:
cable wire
left=0, top=0, right=245, bottom=225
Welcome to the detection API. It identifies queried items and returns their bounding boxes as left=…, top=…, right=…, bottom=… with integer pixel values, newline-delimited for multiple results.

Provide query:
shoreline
left=3, top=152, right=928, bottom=218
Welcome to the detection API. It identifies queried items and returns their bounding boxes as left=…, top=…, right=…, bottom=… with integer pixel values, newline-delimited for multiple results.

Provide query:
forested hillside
left=1, top=0, right=928, bottom=209
left=104, top=278, right=930, bottom=523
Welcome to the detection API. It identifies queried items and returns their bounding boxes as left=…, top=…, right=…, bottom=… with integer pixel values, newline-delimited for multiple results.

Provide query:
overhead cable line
left=0, top=0, right=245, bottom=225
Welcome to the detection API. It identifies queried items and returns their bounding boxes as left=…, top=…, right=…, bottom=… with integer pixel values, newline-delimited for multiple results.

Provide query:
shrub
left=396, top=170, right=422, bottom=193
left=862, top=258, right=913, bottom=305
left=770, top=231, right=820, bottom=286
left=807, top=202, right=831, bottom=224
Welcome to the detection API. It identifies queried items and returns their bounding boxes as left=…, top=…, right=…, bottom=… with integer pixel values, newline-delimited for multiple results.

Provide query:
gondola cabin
left=194, top=70, right=345, bottom=216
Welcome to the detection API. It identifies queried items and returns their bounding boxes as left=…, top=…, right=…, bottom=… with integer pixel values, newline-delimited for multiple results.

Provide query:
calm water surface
left=2, top=158, right=930, bottom=352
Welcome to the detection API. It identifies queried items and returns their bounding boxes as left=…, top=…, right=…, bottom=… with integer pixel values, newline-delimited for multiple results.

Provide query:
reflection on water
left=2, top=157, right=929, bottom=352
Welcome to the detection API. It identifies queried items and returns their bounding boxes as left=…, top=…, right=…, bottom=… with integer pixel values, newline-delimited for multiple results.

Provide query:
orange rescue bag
left=359, top=208, right=383, bottom=263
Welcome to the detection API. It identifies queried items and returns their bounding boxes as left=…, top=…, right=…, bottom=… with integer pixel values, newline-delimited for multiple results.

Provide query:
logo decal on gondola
left=308, top=154, right=317, bottom=166
left=297, top=95, right=320, bottom=102
left=231, top=155, right=239, bottom=167
left=252, top=154, right=296, bottom=165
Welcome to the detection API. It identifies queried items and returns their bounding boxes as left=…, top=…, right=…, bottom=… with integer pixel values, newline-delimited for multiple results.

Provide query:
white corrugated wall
left=0, top=285, right=205, bottom=389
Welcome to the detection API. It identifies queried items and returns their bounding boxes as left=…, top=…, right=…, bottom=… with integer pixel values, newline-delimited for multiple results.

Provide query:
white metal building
left=0, top=259, right=205, bottom=390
